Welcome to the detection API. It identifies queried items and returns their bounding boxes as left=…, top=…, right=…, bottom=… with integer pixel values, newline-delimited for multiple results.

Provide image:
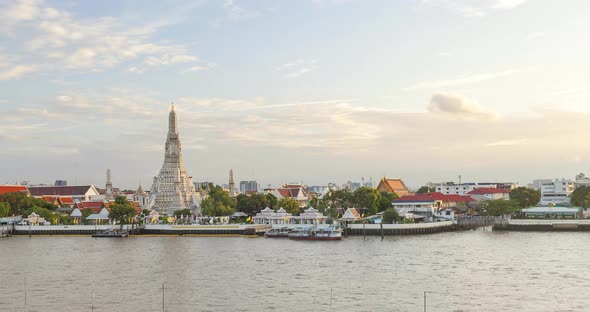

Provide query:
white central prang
left=148, top=106, right=200, bottom=215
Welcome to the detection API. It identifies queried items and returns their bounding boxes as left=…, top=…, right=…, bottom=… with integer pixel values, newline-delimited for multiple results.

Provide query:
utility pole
left=423, top=291, right=427, bottom=312
left=162, top=283, right=165, bottom=312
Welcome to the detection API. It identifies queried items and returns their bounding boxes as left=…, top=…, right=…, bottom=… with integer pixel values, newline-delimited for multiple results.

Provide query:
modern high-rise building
left=54, top=180, right=67, bottom=187
left=239, top=181, right=258, bottom=194
left=149, top=105, right=200, bottom=215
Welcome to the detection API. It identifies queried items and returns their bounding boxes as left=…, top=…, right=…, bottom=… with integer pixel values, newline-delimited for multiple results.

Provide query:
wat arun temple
left=148, top=105, right=200, bottom=215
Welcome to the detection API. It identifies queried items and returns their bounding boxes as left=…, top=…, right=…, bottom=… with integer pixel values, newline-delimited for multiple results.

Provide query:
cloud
left=428, top=92, right=499, bottom=120
left=486, top=139, right=527, bottom=147
left=420, top=0, right=528, bottom=17
left=223, top=0, right=259, bottom=21
left=404, top=69, right=519, bottom=91
left=0, top=64, right=39, bottom=80
left=0, top=0, right=207, bottom=78
left=276, top=59, right=318, bottom=79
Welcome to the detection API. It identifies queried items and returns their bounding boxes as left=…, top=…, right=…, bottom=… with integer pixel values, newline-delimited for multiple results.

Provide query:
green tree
left=416, top=186, right=435, bottom=194
left=377, top=191, right=399, bottom=213
left=0, top=202, right=10, bottom=217
left=278, top=197, right=300, bottom=215
left=570, top=186, right=590, bottom=207
left=509, top=187, right=541, bottom=208
left=353, top=187, right=381, bottom=216
left=325, top=190, right=354, bottom=209
left=201, top=185, right=236, bottom=216
left=81, top=208, right=95, bottom=225
left=173, top=209, right=193, bottom=217
left=142, top=209, right=151, bottom=216
left=0, top=192, right=57, bottom=216
left=382, top=208, right=401, bottom=224
left=266, top=193, right=278, bottom=209
left=110, top=196, right=137, bottom=225
left=480, top=199, right=519, bottom=216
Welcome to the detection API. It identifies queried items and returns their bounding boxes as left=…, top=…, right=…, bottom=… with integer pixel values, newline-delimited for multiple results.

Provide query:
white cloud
left=0, top=0, right=207, bottom=78
left=0, top=64, right=39, bottom=80
left=486, top=139, right=527, bottom=146
left=420, top=0, right=528, bottom=17
left=428, top=92, right=499, bottom=120
left=277, top=59, right=318, bottom=79
left=404, top=69, right=519, bottom=91
left=223, top=0, right=259, bottom=21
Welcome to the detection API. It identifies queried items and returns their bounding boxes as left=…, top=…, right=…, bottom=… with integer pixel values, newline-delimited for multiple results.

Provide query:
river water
left=0, top=231, right=588, bottom=312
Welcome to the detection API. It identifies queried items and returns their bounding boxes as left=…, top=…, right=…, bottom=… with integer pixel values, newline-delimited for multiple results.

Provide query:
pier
left=11, top=224, right=270, bottom=236
left=494, top=219, right=590, bottom=231
left=346, top=221, right=454, bottom=236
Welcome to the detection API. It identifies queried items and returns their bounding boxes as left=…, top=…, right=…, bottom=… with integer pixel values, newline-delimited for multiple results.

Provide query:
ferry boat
left=264, top=227, right=291, bottom=238
left=92, top=228, right=129, bottom=238
left=288, top=226, right=342, bottom=241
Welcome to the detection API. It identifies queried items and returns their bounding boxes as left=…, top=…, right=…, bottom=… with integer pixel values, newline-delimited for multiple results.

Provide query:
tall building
left=105, top=169, right=114, bottom=201
left=149, top=105, right=199, bottom=215
left=228, top=169, right=237, bottom=197
left=239, top=181, right=258, bottom=194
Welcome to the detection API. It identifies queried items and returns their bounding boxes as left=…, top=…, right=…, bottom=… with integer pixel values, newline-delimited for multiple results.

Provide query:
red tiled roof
left=59, top=196, right=75, bottom=204
left=28, top=185, right=95, bottom=197
left=467, top=188, right=510, bottom=195
left=0, top=185, right=29, bottom=195
left=395, top=192, right=474, bottom=203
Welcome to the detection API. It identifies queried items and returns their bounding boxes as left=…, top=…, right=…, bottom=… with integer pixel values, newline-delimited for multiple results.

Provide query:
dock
left=494, top=219, right=590, bottom=231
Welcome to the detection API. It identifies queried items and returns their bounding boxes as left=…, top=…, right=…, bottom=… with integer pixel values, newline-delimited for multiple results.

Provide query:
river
left=0, top=231, right=588, bottom=312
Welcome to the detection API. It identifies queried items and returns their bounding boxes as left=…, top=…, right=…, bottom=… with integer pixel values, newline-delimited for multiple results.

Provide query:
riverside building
left=148, top=105, right=200, bottom=215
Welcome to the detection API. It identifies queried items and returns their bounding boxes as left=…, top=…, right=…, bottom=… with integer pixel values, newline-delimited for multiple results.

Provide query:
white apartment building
left=575, top=173, right=590, bottom=187
left=538, top=179, right=575, bottom=206
left=436, top=182, right=516, bottom=196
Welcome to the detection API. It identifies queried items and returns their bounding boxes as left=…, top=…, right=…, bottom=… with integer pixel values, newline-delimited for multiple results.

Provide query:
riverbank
left=10, top=222, right=457, bottom=236
left=494, top=219, right=590, bottom=231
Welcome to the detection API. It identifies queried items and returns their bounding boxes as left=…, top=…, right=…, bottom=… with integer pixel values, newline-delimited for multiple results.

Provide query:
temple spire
left=168, top=104, right=178, bottom=136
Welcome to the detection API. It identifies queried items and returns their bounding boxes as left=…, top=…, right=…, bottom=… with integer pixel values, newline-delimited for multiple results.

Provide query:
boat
left=288, top=226, right=342, bottom=241
left=92, top=228, right=129, bottom=238
left=264, top=227, right=291, bottom=238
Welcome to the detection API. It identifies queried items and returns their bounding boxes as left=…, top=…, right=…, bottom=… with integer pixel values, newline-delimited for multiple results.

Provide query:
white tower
left=105, top=169, right=114, bottom=201
left=149, top=105, right=199, bottom=215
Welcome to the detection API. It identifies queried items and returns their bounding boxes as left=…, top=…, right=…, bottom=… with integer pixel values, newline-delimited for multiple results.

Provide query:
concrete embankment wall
left=346, top=221, right=454, bottom=236
left=11, top=224, right=269, bottom=236
left=494, top=220, right=590, bottom=231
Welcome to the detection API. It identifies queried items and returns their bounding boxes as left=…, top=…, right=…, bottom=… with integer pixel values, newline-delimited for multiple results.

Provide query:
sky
left=1, top=0, right=590, bottom=190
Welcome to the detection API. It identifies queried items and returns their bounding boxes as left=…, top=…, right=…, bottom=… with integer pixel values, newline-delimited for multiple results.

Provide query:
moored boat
left=288, top=226, right=342, bottom=241
left=264, top=227, right=291, bottom=238
left=92, top=228, right=129, bottom=238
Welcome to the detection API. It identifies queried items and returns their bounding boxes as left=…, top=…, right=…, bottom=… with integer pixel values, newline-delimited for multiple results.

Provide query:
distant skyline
left=1, top=0, right=590, bottom=189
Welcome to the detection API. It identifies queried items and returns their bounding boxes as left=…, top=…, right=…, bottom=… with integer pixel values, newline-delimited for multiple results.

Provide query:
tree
left=571, top=186, right=590, bottom=207
left=0, top=202, right=10, bottom=218
left=510, top=187, right=541, bottom=208
left=278, top=197, right=300, bottom=215
left=0, top=192, right=56, bottom=216
left=325, top=190, right=353, bottom=209
left=416, top=186, right=435, bottom=194
left=201, top=185, right=236, bottom=216
left=377, top=191, right=398, bottom=213
left=173, top=209, right=192, bottom=217
left=142, top=209, right=151, bottom=216
left=382, top=208, right=401, bottom=224
left=481, top=199, right=519, bottom=216
left=353, top=187, right=381, bottom=216
left=266, top=193, right=278, bottom=209
left=110, top=196, right=137, bottom=225
left=81, top=208, right=95, bottom=225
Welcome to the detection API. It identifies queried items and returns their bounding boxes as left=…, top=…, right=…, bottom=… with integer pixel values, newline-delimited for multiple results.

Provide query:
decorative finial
left=171, top=102, right=175, bottom=110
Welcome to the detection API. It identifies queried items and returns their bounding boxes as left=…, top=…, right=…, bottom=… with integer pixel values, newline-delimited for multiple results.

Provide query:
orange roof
left=59, top=196, right=74, bottom=204
left=378, top=178, right=410, bottom=196
left=0, top=185, right=29, bottom=195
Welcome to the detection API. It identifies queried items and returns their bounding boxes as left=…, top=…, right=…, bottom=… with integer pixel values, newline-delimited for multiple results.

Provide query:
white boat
left=288, top=226, right=342, bottom=241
